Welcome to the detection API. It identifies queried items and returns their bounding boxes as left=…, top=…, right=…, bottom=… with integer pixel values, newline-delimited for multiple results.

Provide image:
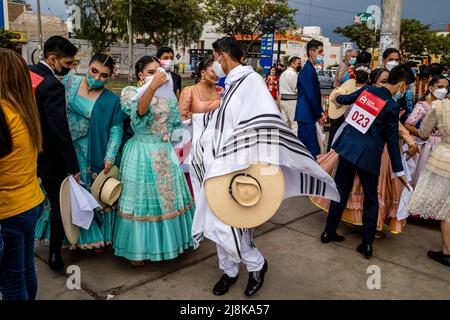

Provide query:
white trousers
left=216, top=231, right=265, bottom=278
left=279, top=100, right=298, bottom=134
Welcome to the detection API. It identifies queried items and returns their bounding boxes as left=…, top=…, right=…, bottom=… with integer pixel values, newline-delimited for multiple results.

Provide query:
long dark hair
left=90, top=53, right=116, bottom=73
left=195, top=57, right=214, bottom=84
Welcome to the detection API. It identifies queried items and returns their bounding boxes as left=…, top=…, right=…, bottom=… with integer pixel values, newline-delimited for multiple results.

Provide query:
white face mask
left=212, top=56, right=226, bottom=79
left=386, top=61, right=399, bottom=72
left=160, top=59, right=174, bottom=72
left=432, top=88, right=448, bottom=100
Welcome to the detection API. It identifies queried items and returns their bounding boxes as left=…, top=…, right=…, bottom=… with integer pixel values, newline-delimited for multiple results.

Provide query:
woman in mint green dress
left=35, top=53, right=127, bottom=250
left=113, top=56, right=194, bottom=265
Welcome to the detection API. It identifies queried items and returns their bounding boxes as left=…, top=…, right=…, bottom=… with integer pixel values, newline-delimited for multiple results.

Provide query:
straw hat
left=59, top=177, right=80, bottom=245
left=91, top=166, right=123, bottom=208
left=204, top=163, right=285, bottom=228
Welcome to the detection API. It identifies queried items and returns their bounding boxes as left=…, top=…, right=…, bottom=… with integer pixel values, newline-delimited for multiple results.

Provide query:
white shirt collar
left=40, top=60, right=55, bottom=76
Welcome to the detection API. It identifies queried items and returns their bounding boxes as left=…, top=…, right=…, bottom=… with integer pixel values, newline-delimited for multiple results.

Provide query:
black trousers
left=325, top=156, right=379, bottom=245
left=327, top=115, right=345, bottom=152
left=40, top=173, right=66, bottom=255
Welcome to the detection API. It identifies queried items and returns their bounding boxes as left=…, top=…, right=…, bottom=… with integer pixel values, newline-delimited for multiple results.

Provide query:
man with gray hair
left=333, top=49, right=357, bottom=88
left=278, top=55, right=302, bottom=133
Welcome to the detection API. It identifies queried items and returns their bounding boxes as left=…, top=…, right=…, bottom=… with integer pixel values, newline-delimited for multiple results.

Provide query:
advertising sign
left=259, top=32, right=275, bottom=76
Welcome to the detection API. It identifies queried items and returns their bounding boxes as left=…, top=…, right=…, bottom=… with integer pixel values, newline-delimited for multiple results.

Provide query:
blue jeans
left=0, top=203, right=43, bottom=300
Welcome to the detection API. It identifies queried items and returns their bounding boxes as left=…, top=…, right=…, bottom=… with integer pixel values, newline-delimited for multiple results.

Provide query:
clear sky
left=28, top=0, right=450, bottom=43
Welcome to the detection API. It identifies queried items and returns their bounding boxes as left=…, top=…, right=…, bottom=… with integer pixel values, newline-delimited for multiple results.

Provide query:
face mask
left=203, top=72, right=218, bottom=85
left=314, top=54, right=324, bottom=65
left=349, top=57, right=357, bottom=65
left=54, top=59, right=71, bottom=76
left=432, top=88, right=448, bottom=100
left=160, top=59, right=174, bottom=72
left=86, top=72, right=109, bottom=89
left=386, top=61, right=399, bottom=72
left=296, top=66, right=302, bottom=72
left=212, top=56, right=226, bottom=79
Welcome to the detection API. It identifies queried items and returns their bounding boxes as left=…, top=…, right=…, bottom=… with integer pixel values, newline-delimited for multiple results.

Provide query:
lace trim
left=118, top=199, right=194, bottom=222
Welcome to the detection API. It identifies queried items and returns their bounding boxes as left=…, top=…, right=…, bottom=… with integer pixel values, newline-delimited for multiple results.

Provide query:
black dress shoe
left=245, top=259, right=268, bottom=297
left=48, top=253, right=65, bottom=271
left=321, top=232, right=345, bottom=243
left=427, top=250, right=450, bottom=267
left=213, top=274, right=239, bottom=296
left=357, top=243, right=373, bottom=259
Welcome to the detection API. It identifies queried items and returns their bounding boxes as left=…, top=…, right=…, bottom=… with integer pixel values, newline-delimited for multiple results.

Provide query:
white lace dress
left=408, top=99, right=450, bottom=222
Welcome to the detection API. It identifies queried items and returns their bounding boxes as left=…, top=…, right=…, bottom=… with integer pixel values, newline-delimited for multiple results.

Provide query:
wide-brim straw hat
left=204, top=162, right=285, bottom=228
left=91, top=166, right=123, bottom=208
left=59, top=176, right=80, bottom=245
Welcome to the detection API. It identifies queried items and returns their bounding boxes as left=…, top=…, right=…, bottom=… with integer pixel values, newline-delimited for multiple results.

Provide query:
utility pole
left=378, top=0, right=403, bottom=65
left=127, top=0, right=133, bottom=85
left=36, top=0, right=43, bottom=60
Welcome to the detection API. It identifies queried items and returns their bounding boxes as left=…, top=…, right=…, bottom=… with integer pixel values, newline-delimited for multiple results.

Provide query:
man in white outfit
left=278, top=56, right=302, bottom=133
left=190, top=38, right=339, bottom=297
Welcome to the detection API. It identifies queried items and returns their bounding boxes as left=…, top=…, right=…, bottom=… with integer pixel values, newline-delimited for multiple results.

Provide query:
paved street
left=31, top=197, right=450, bottom=300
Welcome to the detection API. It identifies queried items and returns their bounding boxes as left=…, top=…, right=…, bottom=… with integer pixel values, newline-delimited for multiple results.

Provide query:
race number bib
left=345, top=90, right=387, bottom=134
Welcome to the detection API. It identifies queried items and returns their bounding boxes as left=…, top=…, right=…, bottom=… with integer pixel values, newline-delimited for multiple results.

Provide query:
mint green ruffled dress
left=113, top=86, right=195, bottom=261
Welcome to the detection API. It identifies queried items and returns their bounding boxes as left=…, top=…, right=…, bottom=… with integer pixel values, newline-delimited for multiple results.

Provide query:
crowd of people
left=0, top=33, right=449, bottom=301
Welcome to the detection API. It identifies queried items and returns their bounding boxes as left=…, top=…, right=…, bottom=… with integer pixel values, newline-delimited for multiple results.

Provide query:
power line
left=289, top=0, right=359, bottom=15
left=296, top=12, right=353, bottom=23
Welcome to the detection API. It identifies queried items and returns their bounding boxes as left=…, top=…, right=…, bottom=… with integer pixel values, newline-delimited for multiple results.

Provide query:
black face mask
left=54, top=59, right=71, bottom=77
left=55, top=66, right=71, bottom=77
left=296, top=66, right=302, bottom=72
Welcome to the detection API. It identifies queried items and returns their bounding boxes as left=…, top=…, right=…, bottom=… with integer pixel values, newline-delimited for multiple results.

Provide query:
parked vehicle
left=317, top=70, right=334, bottom=89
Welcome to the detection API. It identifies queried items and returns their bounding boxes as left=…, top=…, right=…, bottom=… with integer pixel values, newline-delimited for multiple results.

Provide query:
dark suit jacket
left=171, top=71, right=182, bottom=97
left=29, top=63, right=79, bottom=179
left=333, top=85, right=403, bottom=177
left=295, top=60, right=323, bottom=123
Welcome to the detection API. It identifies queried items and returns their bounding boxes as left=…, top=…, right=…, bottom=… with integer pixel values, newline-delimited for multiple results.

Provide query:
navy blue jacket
left=332, top=85, right=403, bottom=177
left=295, top=60, right=323, bottom=123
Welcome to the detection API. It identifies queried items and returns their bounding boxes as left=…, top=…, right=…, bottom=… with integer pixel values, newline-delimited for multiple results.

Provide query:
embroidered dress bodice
left=121, top=86, right=181, bottom=144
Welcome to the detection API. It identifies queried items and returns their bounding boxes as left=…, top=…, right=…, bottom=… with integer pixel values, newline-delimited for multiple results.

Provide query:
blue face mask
left=393, top=91, right=404, bottom=101
left=86, top=72, right=109, bottom=89
left=349, top=57, right=357, bottom=65
left=314, top=55, right=324, bottom=65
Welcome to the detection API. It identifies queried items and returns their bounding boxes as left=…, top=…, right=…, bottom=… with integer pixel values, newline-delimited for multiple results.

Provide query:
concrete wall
left=24, top=38, right=158, bottom=76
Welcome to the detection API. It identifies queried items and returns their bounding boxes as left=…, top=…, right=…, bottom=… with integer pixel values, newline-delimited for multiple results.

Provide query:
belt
left=280, top=94, right=297, bottom=101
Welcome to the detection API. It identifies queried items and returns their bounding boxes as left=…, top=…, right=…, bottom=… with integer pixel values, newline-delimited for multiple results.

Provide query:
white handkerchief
left=132, top=68, right=173, bottom=101
left=397, top=187, right=413, bottom=220
left=69, top=176, right=101, bottom=230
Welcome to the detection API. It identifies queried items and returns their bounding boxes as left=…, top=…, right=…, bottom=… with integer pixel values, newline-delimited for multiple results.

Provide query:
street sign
left=189, top=49, right=213, bottom=55
left=354, top=13, right=372, bottom=25
left=259, top=32, right=275, bottom=76
left=176, top=53, right=181, bottom=60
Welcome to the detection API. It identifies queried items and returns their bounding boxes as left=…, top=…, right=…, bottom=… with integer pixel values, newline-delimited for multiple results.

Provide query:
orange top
left=178, top=85, right=221, bottom=121
left=0, top=100, right=44, bottom=220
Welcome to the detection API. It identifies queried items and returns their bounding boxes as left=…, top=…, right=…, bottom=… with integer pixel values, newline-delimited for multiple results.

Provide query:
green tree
left=65, top=0, right=128, bottom=52
left=399, top=19, right=433, bottom=59
left=204, top=0, right=297, bottom=55
left=0, top=29, right=20, bottom=52
left=428, top=33, right=450, bottom=65
left=334, top=24, right=380, bottom=51
left=130, top=0, right=204, bottom=48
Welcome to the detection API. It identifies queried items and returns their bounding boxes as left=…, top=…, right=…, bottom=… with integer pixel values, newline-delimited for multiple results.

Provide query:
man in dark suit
left=157, top=46, right=182, bottom=100
left=321, top=65, right=415, bottom=258
left=295, top=39, right=327, bottom=159
left=29, top=36, right=80, bottom=270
